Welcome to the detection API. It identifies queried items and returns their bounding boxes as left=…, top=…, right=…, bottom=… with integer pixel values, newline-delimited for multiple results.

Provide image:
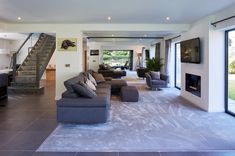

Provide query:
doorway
left=225, top=29, right=235, bottom=116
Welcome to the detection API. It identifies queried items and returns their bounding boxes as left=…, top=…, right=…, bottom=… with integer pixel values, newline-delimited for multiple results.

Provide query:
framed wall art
left=57, top=38, right=77, bottom=51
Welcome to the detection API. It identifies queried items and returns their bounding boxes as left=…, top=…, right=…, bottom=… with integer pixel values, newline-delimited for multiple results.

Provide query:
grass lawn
left=229, top=80, right=235, bottom=100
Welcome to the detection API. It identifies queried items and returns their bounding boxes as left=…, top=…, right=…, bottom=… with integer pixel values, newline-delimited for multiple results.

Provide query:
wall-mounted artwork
left=90, top=50, right=99, bottom=56
left=57, top=38, right=77, bottom=51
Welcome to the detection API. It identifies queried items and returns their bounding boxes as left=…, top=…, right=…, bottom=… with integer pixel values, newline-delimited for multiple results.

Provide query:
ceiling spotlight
left=166, top=17, right=170, bottom=21
left=17, top=16, right=22, bottom=20
left=107, top=16, right=112, bottom=21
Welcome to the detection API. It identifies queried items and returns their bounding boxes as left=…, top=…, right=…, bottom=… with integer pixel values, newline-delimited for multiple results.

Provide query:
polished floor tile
left=1, top=131, right=51, bottom=150
left=34, top=152, right=76, bottom=156
left=0, top=151, right=34, bottom=156
left=119, top=152, right=160, bottom=156
left=160, top=152, right=202, bottom=156
left=77, top=152, right=118, bottom=156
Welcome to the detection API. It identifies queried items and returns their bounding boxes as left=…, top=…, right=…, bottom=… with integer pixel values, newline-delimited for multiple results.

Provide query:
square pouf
left=121, top=86, right=139, bottom=102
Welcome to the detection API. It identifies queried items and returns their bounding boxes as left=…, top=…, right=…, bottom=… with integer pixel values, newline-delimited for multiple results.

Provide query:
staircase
left=9, top=33, right=56, bottom=93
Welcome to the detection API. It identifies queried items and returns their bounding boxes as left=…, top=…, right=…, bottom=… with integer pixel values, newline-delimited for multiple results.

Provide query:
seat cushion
left=96, top=88, right=111, bottom=99
left=62, top=91, right=80, bottom=98
left=96, top=83, right=111, bottom=90
left=150, top=71, right=160, bottom=80
left=96, top=88, right=110, bottom=94
left=151, top=79, right=166, bottom=85
left=72, top=82, right=97, bottom=98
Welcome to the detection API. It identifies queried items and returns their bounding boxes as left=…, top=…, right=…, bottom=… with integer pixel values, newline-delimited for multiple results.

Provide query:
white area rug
left=38, top=85, right=235, bottom=152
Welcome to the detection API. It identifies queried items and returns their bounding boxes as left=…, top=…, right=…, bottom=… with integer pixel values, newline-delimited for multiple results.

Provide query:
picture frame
left=90, top=50, right=99, bottom=56
left=57, top=38, right=77, bottom=51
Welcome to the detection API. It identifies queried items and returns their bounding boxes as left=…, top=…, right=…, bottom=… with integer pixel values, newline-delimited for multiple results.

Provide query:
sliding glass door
left=175, top=43, right=181, bottom=89
left=225, top=29, right=235, bottom=116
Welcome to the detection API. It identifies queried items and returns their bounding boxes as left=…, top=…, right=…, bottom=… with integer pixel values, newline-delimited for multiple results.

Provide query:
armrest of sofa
left=160, top=74, right=169, bottom=82
left=57, top=96, right=109, bottom=108
left=145, top=73, right=152, bottom=87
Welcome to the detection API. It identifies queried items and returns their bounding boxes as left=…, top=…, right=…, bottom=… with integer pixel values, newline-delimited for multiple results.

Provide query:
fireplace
left=185, top=73, right=201, bottom=97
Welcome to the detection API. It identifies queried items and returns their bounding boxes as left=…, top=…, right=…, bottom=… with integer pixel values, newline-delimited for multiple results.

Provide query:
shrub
left=229, top=60, right=235, bottom=74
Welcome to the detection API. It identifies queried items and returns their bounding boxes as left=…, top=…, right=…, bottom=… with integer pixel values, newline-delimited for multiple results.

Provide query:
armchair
left=145, top=72, right=168, bottom=90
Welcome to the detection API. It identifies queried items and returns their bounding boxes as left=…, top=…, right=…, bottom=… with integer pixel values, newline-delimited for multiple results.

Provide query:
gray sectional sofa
left=57, top=71, right=127, bottom=124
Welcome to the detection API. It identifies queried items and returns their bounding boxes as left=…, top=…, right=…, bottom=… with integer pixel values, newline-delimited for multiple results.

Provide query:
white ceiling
left=0, top=0, right=234, bottom=24
left=1, top=0, right=234, bottom=44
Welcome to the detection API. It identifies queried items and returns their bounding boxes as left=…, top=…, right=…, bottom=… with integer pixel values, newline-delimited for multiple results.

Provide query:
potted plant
left=146, top=57, right=164, bottom=72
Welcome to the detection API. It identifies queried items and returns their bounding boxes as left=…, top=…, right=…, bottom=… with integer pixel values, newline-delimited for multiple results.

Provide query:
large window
left=175, top=43, right=181, bottom=89
left=103, top=50, right=131, bottom=66
left=225, top=29, right=235, bottom=116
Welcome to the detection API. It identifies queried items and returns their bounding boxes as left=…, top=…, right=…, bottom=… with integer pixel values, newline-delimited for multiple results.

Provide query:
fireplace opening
left=185, top=73, right=201, bottom=97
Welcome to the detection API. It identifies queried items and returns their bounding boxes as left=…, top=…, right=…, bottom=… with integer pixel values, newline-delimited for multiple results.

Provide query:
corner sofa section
left=57, top=71, right=127, bottom=124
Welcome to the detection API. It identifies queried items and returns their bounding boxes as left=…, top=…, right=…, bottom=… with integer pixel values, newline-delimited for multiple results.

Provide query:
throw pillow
left=72, top=83, right=97, bottom=98
left=150, top=71, right=160, bottom=80
left=88, top=73, right=97, bottom=86
left=93, top=73, right=105, bottom=83
left=85, top=79, right=96, bottom=91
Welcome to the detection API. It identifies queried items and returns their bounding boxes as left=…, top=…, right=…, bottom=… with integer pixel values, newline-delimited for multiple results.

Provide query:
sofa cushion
left=62, top=91, right=80, bottom=98
left=151, top=79, right=166, bottom=85
left=93, top=73, right=105, bottom=83
left=97, top=83, right=111, bottom=90
left=64, top=73, right=87, bottom=93
left=72, top=82, right=96, bottom=98
left=150, top=71, right=160, bottom=80
left=85, top=79, right=96, bottom=91
left=88, top=73, right=97, bottom=86
left=96, top=88, right=110, bottom=95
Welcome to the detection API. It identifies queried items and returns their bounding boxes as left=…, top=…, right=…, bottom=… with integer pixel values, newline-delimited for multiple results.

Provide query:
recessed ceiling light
left=166, top=17, right=170, bottom=21
left=17, top=16, right=22, bottom=20
left=107, top=16, right=112, bottom=21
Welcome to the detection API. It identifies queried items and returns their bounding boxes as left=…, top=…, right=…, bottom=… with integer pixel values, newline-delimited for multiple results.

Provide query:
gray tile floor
left=0, top=80, right=234, bottom=155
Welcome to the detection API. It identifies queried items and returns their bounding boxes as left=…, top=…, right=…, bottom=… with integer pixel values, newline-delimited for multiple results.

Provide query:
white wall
left=55, top=31, right=83, bottom=100
left=180, top=13, right=230, bottom=112
left=0, top=39, right=11, bottom=69
left=87, top=42, right=101, bottom=71
left=180, top=17, right=210, bottom=111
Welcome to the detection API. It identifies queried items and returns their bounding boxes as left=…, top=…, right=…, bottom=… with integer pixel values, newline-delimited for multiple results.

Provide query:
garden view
left=228, top=30, right=235, bottom=113
left=103, top=50, right=130, bottom=66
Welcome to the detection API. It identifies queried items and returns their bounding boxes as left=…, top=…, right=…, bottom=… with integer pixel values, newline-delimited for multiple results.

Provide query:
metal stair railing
left=12, top=33, right=45, bottom=82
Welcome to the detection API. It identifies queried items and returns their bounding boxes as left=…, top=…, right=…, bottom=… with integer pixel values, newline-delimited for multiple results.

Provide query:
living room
left=1, top=0, right=235, bottom=155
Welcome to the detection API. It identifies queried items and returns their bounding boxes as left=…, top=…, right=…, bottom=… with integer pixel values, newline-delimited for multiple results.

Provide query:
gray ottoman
left=121, top=86, right=139, bottom=102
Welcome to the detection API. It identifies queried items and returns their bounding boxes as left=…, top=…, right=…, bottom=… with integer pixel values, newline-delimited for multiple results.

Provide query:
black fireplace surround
left=185, top=73, right=201, bottom=97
